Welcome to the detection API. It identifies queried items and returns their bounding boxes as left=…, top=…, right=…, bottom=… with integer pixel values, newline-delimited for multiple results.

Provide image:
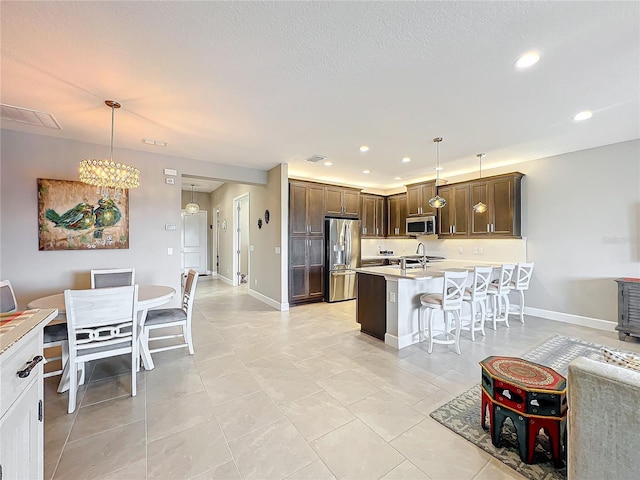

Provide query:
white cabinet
left=0, top=317, right=49, bottom=480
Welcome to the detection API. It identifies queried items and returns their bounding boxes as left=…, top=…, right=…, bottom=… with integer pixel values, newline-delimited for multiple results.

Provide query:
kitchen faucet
left=416, top=242, right=427, bottom=268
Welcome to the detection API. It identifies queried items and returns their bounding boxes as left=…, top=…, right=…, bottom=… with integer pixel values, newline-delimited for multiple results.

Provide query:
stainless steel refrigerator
left=325, top=218, right=361, bottom=302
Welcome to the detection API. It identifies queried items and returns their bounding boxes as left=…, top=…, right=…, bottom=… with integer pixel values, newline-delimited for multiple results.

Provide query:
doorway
left=232, top=193, right=250, bottom=287
left=181, top=210, right=208, bottom=275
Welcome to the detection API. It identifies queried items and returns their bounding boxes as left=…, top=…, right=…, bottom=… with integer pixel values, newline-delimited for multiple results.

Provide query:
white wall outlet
left=249, top=245, right=254, bottom=252
left=165, top=223, right=176, bottom=230
left=167, top=247, right=173, bottom=255
left=254, top=279, right=258, bottom=285
left=275, top=246, right=281, bottom=254
left=458, top=247, right=464, bottom=254
left=478, top=247, right=484, bottom=255
left=165, top=177, right=175, bottom=185
left=389, top=292, right=396, bottom=303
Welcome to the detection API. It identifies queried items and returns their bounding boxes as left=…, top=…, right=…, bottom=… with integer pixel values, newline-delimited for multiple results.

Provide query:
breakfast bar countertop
left=356, top=259, right=500, bottom=280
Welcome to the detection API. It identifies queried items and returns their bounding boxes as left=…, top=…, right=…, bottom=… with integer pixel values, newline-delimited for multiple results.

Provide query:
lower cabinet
left=0, top=329, right=44, bottom=480
left=356, top=273, right=387, bottom=340
left=289, top=236, right=324, bottom=304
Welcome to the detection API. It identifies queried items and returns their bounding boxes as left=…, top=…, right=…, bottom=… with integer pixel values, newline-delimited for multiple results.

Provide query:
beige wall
left=211, top=164, right=287, bottom=307
left=0, top=129, right=274, bottom=309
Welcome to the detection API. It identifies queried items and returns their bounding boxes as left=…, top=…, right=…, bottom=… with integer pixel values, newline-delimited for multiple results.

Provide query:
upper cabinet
left=406, top=181, right=436, bottom=216
left=325, top=186, right=360, bottom=217
left=387, top=193, right=408, bottom=237
left=469, top=173, right=523, bottom=237
left=289, top=181, right=325, bottom=236
left=437, top=184, right=470, bottom=237
left=360, top=194, right=386, bottom=238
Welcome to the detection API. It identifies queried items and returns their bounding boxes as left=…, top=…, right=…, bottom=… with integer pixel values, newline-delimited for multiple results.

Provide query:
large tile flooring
left=44, top=277, right=640, bottom=480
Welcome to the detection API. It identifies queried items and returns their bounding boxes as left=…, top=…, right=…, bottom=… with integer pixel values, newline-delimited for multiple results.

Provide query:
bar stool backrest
left=514, top=262, right=534, bottom=290
left=442, top=270, right=469, bottom=311
left=471, top=267, right=493, bottom=300
left=495, top=264, right=515, bottom=295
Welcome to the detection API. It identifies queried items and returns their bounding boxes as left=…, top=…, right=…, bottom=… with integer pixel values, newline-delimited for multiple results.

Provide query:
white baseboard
left=218, top=275, right=233, bottom=286
left=384, top=332, right=419, bottom=349
left=524, top=306, right=616, bottom=331
left=248, top=288, right=289, bottom=311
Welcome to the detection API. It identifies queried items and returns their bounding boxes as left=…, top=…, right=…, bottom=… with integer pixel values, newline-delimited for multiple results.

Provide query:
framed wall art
left=37, top=178, right=130, bottom=250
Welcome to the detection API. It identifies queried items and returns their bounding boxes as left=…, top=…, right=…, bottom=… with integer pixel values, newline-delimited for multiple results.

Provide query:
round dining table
left=28, top=285, right=176, bottom=389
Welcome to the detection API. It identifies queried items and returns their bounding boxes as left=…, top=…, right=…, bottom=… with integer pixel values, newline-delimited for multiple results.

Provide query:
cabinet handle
left=395, top=227, right=399, bottom=235
left=17, top=355, right=44, bottom=378
left=487, top=224, right=491, bottom=233
left=452, top=225, right=456, bottom=234
left=491, top=224, right=495, bottom=233
left=376, top=228, right=379, bottom=235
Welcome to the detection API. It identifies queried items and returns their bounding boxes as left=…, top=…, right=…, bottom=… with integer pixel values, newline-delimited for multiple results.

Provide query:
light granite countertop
left=356, top=259, right=501, bottom=280
left=0, top=308, right=58, bottom=354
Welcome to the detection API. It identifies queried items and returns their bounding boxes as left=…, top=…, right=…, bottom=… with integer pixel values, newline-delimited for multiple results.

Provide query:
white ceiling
left=2, top=1, right=638, bottom=193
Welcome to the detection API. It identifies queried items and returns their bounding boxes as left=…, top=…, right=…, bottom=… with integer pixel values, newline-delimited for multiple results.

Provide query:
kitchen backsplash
left=362, top=236, right=527, bottom=263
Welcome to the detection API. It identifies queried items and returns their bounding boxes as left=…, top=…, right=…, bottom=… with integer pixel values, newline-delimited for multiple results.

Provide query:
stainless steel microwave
left=406, top=216, right=436, bottom=236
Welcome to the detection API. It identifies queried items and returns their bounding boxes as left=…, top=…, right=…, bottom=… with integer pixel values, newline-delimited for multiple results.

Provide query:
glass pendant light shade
left=79, top=100, right=139, bottom=199
left=185, top=184, right=200, bottom=214
left=428, top=137, right=446, bottom=208
left=472, top=153, right=487, bottom=213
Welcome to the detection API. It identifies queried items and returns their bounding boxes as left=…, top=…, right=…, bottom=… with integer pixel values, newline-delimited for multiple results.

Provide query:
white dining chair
left=91, top=268, right=135, bottom=288
left=64, top=285, right=138, bottom=413
left=419, top=269, right=468, bottom=354
left=508, top=262, right=535, bottom=324
left=140, top=269, right=198, bottom=366
left=0, top=279, right=17, bottom=313
left=460, top=266, right=493, bottom=341
left=486, top=264, right=515, bottom=330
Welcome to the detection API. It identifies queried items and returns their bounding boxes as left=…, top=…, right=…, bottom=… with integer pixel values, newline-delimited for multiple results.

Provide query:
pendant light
left=428, top=137, right=446, bottom=209
left=185, top=184, right=200, bottom=214
left=473, top=153, right=488, bottom=214
left=79, top=100, right=140, bottom=199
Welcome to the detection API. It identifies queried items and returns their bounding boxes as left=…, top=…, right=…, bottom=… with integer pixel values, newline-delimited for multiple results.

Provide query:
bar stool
left=508, top=262, right=534, bottom=324
left=460, top=266, right=492, bottom=341
left=419, top=270, right=468, bottom=354
left=486, top=264, right=515, bottom=330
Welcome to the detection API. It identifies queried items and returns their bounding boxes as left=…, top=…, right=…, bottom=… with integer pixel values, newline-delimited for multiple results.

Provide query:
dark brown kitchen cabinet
left=437, top=184, right=470, bottom=237
left=325, top=186, right=360, bottom=217
left=406, top=181, right=436, bottom=216
left=469, top=173, right=523, bottom=237
left=289, top=236, right=324, bottom=304
left=360, top=194, right=386, bottom=237
left=387, top=193, right=408, bottom=237
left=289, top=181, right=325, bottom=235
left=289, top=181, right=326, bottom=304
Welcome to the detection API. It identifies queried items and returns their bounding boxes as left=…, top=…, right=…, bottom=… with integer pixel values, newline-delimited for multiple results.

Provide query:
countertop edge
left=0, top=308, right=58, bottom=355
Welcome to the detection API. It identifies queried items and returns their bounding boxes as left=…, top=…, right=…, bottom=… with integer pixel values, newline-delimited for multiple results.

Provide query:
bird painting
left=45, top=202, right=95, bottom=231
left=93, top=197, right=122, bottom=238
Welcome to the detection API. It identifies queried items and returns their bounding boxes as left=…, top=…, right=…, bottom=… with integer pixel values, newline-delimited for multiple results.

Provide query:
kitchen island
left=356, top=260, right=498, bottom=349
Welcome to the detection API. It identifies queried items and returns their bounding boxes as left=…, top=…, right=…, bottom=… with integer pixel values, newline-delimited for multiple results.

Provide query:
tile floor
left=44, top=277, right=640, bottom=480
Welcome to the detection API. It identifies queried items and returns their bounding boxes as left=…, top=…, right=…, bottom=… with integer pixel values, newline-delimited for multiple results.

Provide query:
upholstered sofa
left=567, top=356, right=640, bottom=480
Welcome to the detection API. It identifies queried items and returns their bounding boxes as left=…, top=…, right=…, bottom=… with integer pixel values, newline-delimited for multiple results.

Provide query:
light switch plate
left=163, top=168, right=177, bottom=176
left=165, top=177, right=175, bottom=185
left=167, top=247, right=173, bottom=255
left=165, top=224, right=176, bottom=230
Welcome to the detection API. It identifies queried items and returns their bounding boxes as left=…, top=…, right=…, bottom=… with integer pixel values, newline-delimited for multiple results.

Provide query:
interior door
left=181, top=210, right=208, bottom=274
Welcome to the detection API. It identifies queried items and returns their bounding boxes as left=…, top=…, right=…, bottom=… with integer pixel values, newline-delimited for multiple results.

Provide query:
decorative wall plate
left=264, top=209, right=270, bottom=224
left=258, top=218, right=263, bottom=229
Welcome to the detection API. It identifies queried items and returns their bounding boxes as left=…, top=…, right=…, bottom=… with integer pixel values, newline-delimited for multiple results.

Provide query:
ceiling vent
left=1, top=103, right=62, bottom=130
left=305, top=154, right=327, bottom=163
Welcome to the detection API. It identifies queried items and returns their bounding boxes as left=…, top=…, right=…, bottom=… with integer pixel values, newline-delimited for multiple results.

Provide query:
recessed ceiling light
left=360, top=146, right=369, bottom=152
left=394, top=177, right=402, bottom=180
left=142, top=138, right=167, bottom=147
left=573, top=110, right=593, bottom=121
left=515, top=51, right=541, bottom=69
left=362, top=170, right=370, bottom=174
left=323, top=161, right=333, bottom=166
left=402, top=157, right=411, bottom=163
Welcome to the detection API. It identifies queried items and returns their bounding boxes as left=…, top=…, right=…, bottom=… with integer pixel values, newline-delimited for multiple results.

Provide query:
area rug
left=429, top=335, right=632, bottom=480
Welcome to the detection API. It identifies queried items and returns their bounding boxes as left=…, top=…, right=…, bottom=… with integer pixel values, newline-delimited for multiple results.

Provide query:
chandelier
left=185, top=184, right=200, bottom=214
left=473, top=153, right=488, bottom=213
left=79, top=100, right=140, bottom=199
left=428, top=137, right=446, bottom=209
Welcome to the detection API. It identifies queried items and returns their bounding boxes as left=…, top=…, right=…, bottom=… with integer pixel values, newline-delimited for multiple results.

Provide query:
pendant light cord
left=110, top=104, right=115, bottom=163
